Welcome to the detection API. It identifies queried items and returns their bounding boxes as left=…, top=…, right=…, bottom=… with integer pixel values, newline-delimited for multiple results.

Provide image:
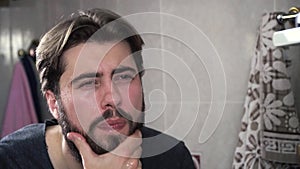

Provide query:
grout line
left=159, top=0, right=167, bottom=130
left=148, top=101, right=244, bottom=104
left=79, top=0, right=83, bottom=9
left=8, top=6, right=13, bottom=65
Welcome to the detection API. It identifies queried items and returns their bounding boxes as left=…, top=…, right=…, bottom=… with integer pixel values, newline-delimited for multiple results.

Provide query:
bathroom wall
left=1, top=0, right=300, bottom=168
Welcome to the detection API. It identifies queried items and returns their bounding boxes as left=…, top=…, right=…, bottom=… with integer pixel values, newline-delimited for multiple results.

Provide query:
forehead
left=64, top=41, right=136, bottom=70
left=60, top=42, right=136, bottom=83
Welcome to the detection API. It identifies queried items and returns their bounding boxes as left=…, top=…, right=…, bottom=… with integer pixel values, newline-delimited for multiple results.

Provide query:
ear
left=45, top=90, right=59, bottom=119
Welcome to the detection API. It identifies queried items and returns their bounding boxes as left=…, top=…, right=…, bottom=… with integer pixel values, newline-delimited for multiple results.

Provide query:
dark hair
left=28, top=39, right=39, bottom=52
left=36, top=8, right=144, bottom=96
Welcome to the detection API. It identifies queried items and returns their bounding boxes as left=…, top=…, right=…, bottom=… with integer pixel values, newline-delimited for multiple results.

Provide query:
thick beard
left=56, top=98, right=145, bottom=163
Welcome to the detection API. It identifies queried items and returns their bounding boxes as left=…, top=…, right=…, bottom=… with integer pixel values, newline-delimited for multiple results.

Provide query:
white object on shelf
left=273, top=27, right=300, bottom=46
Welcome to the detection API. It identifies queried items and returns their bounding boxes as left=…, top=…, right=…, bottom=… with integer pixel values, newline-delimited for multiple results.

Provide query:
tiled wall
left=1, top=0, right=300, bottom=168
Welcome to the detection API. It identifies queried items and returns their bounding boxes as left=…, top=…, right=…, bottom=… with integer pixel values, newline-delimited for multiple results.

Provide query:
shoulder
left=140, top=126, right=187, bottom=152
left=0, top=123, right=51, bottom=168
left=0, top=119, right=58, bottom=145
left=0, top=124, right=45, bottom=150
left=140, top=127, right=195, bottom=169
left=0, top=123, right=45, bottom=142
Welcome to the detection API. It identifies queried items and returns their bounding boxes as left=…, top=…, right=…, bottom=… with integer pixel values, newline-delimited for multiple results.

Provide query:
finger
left=67, top=132, right=97, bottom=160
left=131, top=146, right=142, bottom=159
left=120, top=145, right=142, bottom=169
left=121, top=159, right=139, bottom=169
left=111, top=130, right=142, bottom=157
left=138, top=160, right=142, bottom=169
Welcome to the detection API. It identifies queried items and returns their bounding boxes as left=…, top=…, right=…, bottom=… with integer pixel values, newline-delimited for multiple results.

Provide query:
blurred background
left=1, top=0, right=300, bottom=168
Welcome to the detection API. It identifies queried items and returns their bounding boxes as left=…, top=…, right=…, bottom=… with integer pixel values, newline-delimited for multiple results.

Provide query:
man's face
left=57, top=41, right=144, bottom=161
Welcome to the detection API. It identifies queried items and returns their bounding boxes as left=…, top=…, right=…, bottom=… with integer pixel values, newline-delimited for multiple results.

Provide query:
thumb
left=67, top=132, right=97, bottom=160
left=111, top=130, right=142, bottom=158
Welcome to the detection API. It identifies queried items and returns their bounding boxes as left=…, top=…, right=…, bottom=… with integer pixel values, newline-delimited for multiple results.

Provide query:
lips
left=97, top=117, right=127, bottom=132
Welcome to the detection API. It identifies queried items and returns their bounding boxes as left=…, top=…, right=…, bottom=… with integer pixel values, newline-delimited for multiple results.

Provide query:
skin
left=45, top=42, right=143, bottom=169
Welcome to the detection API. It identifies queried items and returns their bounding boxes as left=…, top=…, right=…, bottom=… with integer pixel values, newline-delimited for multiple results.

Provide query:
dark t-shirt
left=0, top=120, right=195, bottom=169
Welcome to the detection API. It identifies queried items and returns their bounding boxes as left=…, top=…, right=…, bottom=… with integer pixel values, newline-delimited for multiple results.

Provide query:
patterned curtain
left=232, top=13, right=300, bottom=169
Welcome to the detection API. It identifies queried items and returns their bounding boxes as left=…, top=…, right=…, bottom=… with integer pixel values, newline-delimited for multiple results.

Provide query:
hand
left=67, top=130, right=142, bottom=169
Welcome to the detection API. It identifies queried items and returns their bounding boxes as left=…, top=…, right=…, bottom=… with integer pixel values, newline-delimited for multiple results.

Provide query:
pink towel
left=1, top=61, right=38, bottom=137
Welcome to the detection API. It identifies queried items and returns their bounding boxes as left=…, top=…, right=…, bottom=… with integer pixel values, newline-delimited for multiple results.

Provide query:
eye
left=112, top=73, right=134, bottom=84
left=76, top=79, right=100, bottom=89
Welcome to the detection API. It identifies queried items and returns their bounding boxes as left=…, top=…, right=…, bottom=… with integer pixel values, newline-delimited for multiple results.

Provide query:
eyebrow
left=71, top=72, right=102, bottom=84
left=112, top=66, right=137, bottom=75
left=70, top=66, right=137, bottom=84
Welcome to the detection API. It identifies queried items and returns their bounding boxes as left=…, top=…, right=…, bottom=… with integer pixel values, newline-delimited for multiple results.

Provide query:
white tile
left=164, top=103, right=208, bottom=141
left=45, top=0, right=80, bottom=26
left=79, top=0, right=117, bottom=12
left=183, top=103, right=244, bottom=169
left=115, top=0, right=160, bottom=15
left=160, top=0, right=276, bottom=103
left=144, top=103, right=165, bottom=131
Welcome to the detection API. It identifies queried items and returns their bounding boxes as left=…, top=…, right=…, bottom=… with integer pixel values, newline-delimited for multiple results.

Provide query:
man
left=0, top=8, right=195, bottom=169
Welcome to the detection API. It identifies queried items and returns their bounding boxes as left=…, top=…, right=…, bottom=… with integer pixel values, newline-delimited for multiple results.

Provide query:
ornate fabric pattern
left=232, top=13, right=300, bottom=169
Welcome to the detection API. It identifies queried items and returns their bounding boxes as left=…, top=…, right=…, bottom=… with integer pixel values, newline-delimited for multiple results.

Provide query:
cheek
left=60, top=89, right=98, bottom=131
left=127, top=80, right=143, bottom=110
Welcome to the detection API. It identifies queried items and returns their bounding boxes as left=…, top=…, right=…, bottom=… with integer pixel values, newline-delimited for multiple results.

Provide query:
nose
left=100, top=79, right=121, bottom=110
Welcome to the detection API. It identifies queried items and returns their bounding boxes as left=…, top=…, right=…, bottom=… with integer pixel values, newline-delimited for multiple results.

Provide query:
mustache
left=88, top=108, right=133, bottom=133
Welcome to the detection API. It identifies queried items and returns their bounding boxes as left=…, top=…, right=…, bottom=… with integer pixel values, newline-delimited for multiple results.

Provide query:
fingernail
left=67, top=133, right=73, bottom=140
left=67, top=133, right=81, bottom=141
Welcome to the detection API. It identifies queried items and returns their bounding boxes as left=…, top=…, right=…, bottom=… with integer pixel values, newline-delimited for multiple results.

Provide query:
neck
left=46, top=125, right=83, bottom=169
left=62, top=134, right=83, bottom=169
